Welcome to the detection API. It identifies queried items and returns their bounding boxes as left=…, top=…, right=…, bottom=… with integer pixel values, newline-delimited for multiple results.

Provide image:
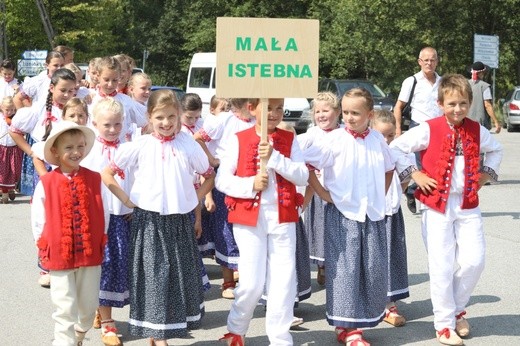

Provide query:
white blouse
left=10, top=101, right=64, bottom=141
left=21, top=73, right=50, bottom=105
left=88, top=92, right=147, bottom=142
left=81, top=139, right=134, bottom=216
left=199, top=111, right=255, bottom=159
left=304, top=129, right=395, bottom=222
left=111, top=132, right=210, bottom=215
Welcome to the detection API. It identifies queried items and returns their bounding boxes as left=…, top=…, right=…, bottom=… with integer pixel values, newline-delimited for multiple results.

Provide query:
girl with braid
left=9, top=69, right=77, bottom=287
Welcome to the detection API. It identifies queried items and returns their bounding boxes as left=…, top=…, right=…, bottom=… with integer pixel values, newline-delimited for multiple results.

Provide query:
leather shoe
left=406, top=194, right=417, bottom=214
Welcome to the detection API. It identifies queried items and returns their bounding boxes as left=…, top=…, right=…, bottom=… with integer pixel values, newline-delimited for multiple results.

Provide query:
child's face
left=88, top=67, right=99, bottom=85
left=50, top=79, right=77, bottom=106
left=314, top=100, right=340, bottom=130
left=46, top=57, right=64, bottom=76
left=98, top=69, right=120, bottom=95
left=1, top=103, right=15, bottom=117
left=93, top=110, right=123, bottom=142
left=0, top=68, right=15, bottom=82
left=181, top=110, right=201, bottom=127
left=51, top=132, right=87, bottom=172
left=63, top=105, right=88, bottom=125
left=119, top=65, right=130, bottom=86
left=130, top=78, right=151, bottom=104
left=149, top=105, right=180, bottom=137
left=341, top=96, right=373, bottom=133
left=210, top=100, right=229, bottom=115
left=439, top=91, right=470, bottom=126
left=372, top=121, right=396, bottom=145
left=252, top=98, right=284, bottom=134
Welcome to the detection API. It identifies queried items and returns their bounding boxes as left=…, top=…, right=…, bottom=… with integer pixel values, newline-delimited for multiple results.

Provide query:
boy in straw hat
left=31, top=121, right=108, bottom=346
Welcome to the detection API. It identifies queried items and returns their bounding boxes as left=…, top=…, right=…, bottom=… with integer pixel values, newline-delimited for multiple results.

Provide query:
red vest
left=37, top=167, right=106, bottom=270
left=226, top=127, right=301, bottom=226
left=415, top=116, right=481, bottom=213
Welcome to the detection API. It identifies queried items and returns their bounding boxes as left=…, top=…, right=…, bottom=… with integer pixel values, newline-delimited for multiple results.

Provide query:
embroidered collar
left=183, top=123, right=196, bottom=134
left=345, top=127, right=370, bottom=139
left=53, top=101, right=64, bottom=110
left=97, top=136, right=119, bottom=147
left=233, top=111, right=252, bottom=123
left=98, top=87, right=118, bottom=98
left=152, top=133, right=175, bottom=142
left=323, top=124, right=340, bottom=132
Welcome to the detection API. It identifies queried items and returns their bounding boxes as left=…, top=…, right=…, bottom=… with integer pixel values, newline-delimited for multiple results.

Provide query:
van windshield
left=189, top=67, right=212, bottom=88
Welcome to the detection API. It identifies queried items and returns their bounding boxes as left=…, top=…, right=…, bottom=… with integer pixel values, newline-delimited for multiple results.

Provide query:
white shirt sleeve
left=31, top=182, right=46, bottom=241
left=480, top=126, right=503, bottom=177
left=215, top=134, right=256, bottom=199
left=266, top=136, right=309, bottom=186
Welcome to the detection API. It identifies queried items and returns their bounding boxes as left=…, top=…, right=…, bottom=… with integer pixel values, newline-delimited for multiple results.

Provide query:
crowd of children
left=1, top=47, right=504, bottom=346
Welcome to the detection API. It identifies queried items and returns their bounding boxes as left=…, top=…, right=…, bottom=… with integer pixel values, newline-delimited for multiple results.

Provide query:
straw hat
left=43, top=121, right=95, bottom=166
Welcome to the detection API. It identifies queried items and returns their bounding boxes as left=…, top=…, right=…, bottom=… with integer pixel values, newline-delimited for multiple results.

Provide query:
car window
left=514, top=90, right=520, bottom=101
left=189, top=67, right=212, bottom=88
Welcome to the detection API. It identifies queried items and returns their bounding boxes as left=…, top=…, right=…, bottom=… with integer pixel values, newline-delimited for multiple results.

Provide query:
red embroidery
left=97, top=137, right=119, bottom=161
left=60, top=173, right=92, bottom=261
left=345, top=127, right=370, bottom=139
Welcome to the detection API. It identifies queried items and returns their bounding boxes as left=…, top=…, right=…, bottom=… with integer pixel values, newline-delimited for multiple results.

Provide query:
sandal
left=290, top=316, right=304, bottom=329
left=100, top=319, right=122, bottom=346
left=93, top=309, right=102, bottom=329
left=455, top=311, right=470, bottom=337
left=222, top=281, right=236, bottom=299
left=75, top=330, right=86, bottom=346
left=383, top=305, right=406, bottom=327
left=8, top=190, right=15, bottom=201
left=437, top=328, right=463, bottom=346
left=219, top=332, right=244, bottom=346
left=335, top=328, right=370, bottom=346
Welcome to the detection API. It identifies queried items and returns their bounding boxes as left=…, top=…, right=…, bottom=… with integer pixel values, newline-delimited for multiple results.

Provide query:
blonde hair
left=1, top=95, right=14, bottom=109
left=96, top=56, right=121, bottom=75
left=277, top=121, right=296, bottom=134
left=92, top=97, right=124, bottom=122
left=128, top=72, right=151, bottom=88
left=371, top=109, right=396, bottom=127
left=62, top=97, right=88, bottom=120
left=438, top=74, right=473, bottom=104
left=343, top=87, right=374, bottom=111
left=147, top=89, right=181, bottom=134
left=311, top=92, right=340, bottom=113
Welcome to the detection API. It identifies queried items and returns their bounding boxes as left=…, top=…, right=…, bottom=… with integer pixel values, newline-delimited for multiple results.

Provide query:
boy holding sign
left=216, top=98, right=308, bottom=345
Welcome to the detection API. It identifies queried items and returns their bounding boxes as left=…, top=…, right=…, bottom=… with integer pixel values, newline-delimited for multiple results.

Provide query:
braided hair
left=42, top=68, right=76, bottom=141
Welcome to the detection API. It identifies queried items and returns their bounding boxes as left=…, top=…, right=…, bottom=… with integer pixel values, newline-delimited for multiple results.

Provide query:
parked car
left=318, top=79, right=395, bottom=111
left=283, top=98, right=312, bottom=134
left=502, top=86, right=520, bottom=132
left=150, top=85, right=186, bottom=101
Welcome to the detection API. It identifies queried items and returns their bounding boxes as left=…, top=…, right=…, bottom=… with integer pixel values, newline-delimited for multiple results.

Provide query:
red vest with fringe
left=37, top=167, right=106, bottom=270
left=226, top=127, right=302, bottom=227
left=415, top=117, right=481, bottom=213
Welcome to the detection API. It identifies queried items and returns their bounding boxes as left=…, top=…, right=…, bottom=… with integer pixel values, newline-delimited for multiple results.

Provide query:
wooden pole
left=260, top=98, right=268, bottom=174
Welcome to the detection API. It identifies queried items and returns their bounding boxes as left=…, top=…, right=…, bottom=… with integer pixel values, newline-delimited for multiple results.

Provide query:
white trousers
left=421, top=194, right=485, bottom=331
left=228, top=204, right=297, bottom=346
left=50, top=265, right=101, bottom=346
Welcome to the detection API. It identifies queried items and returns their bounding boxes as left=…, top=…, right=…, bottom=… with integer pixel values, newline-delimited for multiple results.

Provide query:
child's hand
left=123, top=213, right=133, bottom=222
left=204, top=197, right=216, bottom=213
left=411, top=171, right=437, bottom=194
left=258, top=141, right=273, bottom=160
left=210, top=157, right=220, bottom=168
left=478, top=172, right=492, bottom=190
left=253, top=172, right=268, bottom=191
left=194, top=220, right=202, bottom=239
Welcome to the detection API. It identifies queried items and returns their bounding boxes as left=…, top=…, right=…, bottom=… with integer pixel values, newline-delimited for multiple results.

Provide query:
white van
left=186, top=52, right=311, bottom=132
left=186, top=52, right=216, bottom=117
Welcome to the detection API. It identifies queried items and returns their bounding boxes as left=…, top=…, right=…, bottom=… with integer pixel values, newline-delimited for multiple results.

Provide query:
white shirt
left=398, top=71, right=442, bottom=122
left=0, top=114, right=16, bottom=146
left=304, top=129, right=395, bottom=222
left=216, top=131, right=308, bottom=205
left=31, top=171, right=110, bottom=241
left=20, top=73, right=50, bottom=105
left=88, top=92, right=147, bottom=142
left=390, top=122, right=503, bottom=196
left=81, top=139, right=134, bottom=215
left=0, top=78, right=18, bottom=98
left=111, top=132, right=210, bottom=215
left=10, top=100, right=64, bottom=141
left=199, top=111, right=255, bottom=159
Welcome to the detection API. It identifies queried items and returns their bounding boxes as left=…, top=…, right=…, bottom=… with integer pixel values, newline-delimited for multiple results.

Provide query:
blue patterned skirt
left=324, top=204, right=388, bottom=328
left=385, top=207, right=409, bottom=301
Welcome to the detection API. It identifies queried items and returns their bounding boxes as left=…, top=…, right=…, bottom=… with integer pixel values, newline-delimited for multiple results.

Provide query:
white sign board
left=216, top=17, right=319, bottom=98
left=474, top=34, right=499, bottom=69
left=17, top=59, right=46, bottom=76
left=22, top=50, right=47, bottom=60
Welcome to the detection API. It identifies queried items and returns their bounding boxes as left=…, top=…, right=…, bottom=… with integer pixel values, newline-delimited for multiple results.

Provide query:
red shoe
left=219, top=332, right=244, bottom=346
left=335, top=328, right=370, bottom=346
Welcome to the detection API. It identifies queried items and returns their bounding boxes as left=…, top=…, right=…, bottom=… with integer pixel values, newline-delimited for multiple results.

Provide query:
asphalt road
left=1, top=130, right=519, bottom=345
